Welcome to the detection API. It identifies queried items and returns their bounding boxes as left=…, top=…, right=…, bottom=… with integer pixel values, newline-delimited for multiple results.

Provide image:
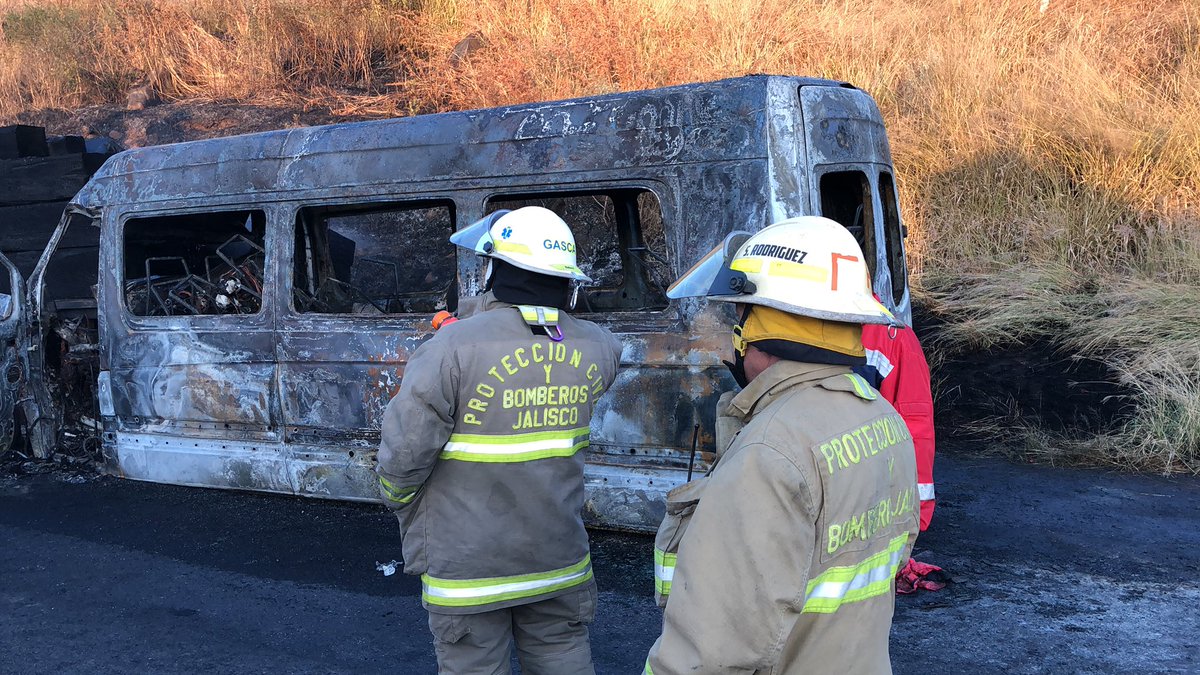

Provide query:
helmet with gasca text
left=450, top=206, right=591, bottom=282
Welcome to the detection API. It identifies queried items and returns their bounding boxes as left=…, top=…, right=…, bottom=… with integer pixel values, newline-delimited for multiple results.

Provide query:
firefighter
left=375, top=206, right=623, bottom=675
left=644, top=216, right=920, bottom=674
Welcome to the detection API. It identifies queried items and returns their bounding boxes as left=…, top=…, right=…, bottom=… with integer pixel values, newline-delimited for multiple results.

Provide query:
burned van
left=15, top=75, right=910, bottom=531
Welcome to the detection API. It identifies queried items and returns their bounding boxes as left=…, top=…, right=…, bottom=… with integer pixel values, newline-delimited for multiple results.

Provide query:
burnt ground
left=1, top=448, right=1198, bottom=675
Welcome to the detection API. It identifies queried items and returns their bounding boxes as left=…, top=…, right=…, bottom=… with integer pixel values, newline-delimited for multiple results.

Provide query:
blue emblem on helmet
left=501, top=226, right=513, bottom=239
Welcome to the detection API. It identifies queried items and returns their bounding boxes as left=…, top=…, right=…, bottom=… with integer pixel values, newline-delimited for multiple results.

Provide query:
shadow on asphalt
left=2, top=449, right=1198, bottom=673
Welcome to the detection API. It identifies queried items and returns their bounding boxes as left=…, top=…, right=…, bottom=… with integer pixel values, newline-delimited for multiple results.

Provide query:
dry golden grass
left=0, top=0, right=421, bottom=115
left=1, top=0, right=1198, bottom=471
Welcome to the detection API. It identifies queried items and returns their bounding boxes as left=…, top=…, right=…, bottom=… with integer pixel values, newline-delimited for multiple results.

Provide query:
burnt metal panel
left=764, top=77, right=810, bottom=221
left=799, top=85, right=892, bottom=167
left=71, top=76, right=849, bottom=210
left=275, top=321, right=429, bottom=445
left=798, top=85, right=912, bottom=326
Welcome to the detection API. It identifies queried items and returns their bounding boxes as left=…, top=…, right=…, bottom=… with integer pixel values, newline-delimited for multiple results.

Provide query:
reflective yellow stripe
left=643, top=660, right=654, bottom=675
left=441, top=427, right=590, bottom=463
left=730, top=256, right=828, bottom=282
left=493, top=241, right=531, bottom=255
left=767, top=259, right=828, bottom=281
left=377, top=475, right=420, bottom=504
left=517, top=304, right=559, bottom=326
left=422, top=555, right=592, bottom=607
left=845, top=373, right=878, bottom=401
left=730, top=257, right=762, bottom=274
left=653, top=547, right=676, bottom=596
left=802, top=534, right=908, bottom=614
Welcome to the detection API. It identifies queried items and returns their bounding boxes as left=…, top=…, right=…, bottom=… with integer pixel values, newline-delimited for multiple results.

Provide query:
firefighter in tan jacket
left=645, top=216, right=920, bottom=674
left=375, top=207, right=622, bottom=675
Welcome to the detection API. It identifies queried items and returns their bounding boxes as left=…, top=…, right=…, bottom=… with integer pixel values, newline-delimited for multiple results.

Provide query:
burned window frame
left=0, top=254, right=14, bottom=321
left=816, top=166, right=878, bottom=282
left=483, top=186, right=672, bottom=314
left=287, top=198, right=459, bottom=317
left=879, top=171, right=909, bottom=307
left=117, top=207, right=272, bottom=323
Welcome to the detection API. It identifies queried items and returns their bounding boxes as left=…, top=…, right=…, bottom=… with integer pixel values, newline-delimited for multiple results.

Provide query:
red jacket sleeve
left=865, top=326, right=937, bottom=531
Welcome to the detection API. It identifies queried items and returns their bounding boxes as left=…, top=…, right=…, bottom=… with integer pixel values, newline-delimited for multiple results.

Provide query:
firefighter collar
left=727, top=361, right=849, bottom=421
left=516, top=304, right=564, bottom=342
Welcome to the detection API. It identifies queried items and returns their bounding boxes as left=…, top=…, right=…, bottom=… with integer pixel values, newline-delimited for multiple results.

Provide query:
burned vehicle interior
left=123, top=210, right=267, bottom=317
left=818, top=168, right=908, bottom=307
left=487, top=189, right=671, bottom=313
left=113, top=189, right=672, bottom=318
left=293, top=201, right=457, bottom=315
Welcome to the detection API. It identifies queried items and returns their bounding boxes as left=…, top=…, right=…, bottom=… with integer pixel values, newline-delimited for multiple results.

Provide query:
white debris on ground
left=375, top=560, right=402, bottom=576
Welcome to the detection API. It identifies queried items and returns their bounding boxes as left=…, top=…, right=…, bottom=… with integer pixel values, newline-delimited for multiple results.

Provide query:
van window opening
left=819, top=170, right=877, bottom=281
left=123, top=210, right=267, bottom=317
left=486, top=189, right=671, bottom=312
left=879, top=172, right=907, bottom=306
left=42, top=211, right=101, bottom=329
left=292, top=200, right=456, bottom=315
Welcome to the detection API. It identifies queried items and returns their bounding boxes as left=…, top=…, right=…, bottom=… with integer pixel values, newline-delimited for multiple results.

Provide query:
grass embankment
left=1, top=0, right=1197, bottom=472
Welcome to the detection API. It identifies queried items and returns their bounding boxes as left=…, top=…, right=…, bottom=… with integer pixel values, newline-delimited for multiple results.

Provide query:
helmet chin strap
left=723, top=305, right=753, bottom=389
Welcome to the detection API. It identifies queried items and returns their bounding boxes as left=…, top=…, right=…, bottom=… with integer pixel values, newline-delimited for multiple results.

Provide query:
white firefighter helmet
left=450, top=206, right=591, bottom=282
left=667, top=216, right=896, bottom=325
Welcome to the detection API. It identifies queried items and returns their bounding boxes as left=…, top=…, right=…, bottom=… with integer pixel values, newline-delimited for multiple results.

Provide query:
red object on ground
left=431, top=310, right=458, bottom=330
left=861, top=322, right=937, bottom=530
left=895, top=558, right=947, bottom=594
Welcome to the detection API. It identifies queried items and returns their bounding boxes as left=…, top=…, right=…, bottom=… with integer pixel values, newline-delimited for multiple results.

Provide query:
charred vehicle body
left=11, top=75, right=911, bottom=531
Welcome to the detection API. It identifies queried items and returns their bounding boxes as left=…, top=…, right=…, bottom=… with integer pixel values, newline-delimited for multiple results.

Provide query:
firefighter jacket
left=645, top=361, right=919, bottom=675
left=375, top=292, right=623, bottom=614
left=858, top=323, right=936, bottom=530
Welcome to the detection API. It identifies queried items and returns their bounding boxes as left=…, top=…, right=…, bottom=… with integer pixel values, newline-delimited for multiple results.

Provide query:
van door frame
left=0, top=250, right=25, bottom=453
left=19, top=209, right=99, bottom=458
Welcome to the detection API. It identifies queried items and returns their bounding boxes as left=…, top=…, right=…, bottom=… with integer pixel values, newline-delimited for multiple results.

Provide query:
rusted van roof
left=73, top=75, right=867, bottom=210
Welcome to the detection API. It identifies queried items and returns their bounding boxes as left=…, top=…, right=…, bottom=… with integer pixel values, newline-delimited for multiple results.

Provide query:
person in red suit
left=856, top=319, right=936, bottom=531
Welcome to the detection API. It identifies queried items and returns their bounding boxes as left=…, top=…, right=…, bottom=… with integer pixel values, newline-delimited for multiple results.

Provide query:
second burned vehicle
left=7, top=75, right=912, bottom=531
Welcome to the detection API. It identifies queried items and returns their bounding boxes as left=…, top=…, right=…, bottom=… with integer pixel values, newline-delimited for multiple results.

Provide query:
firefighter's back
left=766, top=373, right=919, bottom=673
left=403, top=299, right=623, bottom=611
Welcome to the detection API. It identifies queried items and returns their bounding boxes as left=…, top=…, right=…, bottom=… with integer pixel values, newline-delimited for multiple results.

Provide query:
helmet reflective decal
left=493, top=241, right=532, bottom=255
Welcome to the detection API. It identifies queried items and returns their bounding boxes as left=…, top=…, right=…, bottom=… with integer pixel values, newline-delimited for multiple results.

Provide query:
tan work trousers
left=427, top=582, right=597, bottom=675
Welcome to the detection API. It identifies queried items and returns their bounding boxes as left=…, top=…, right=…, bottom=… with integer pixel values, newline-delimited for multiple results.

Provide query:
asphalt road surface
left=2, top=451, right=1198, bottom=674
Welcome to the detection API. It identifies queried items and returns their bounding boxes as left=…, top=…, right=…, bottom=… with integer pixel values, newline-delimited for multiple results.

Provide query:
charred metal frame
left=0, top=251, right=24, bottom=452
left=15, top=76, right=911, bottom=531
